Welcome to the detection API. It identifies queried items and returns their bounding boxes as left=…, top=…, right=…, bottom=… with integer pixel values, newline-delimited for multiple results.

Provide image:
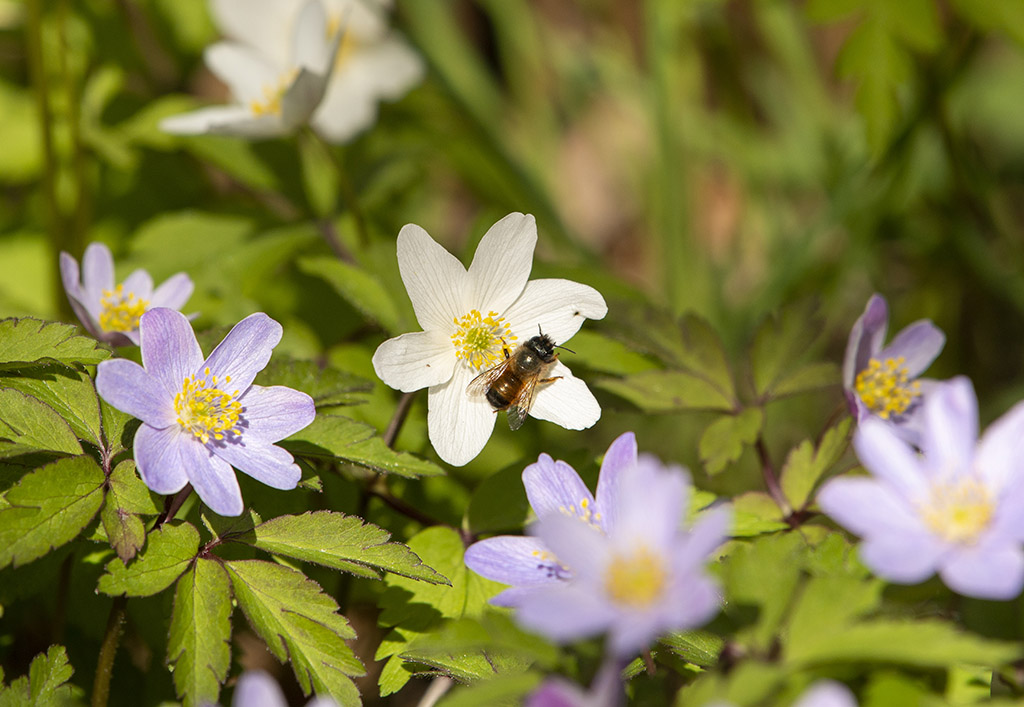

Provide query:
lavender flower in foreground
left=464, top=432, right=636, bottom=607
left=232, top=670, right=337, bottom=707
left=843, top=294, right=944, bottom=442
left=818, top=377, right=1024, bottom=600
left=526, top=660, right=623, bottom=707
left=95, top=308, right=315, bottom=516
left=60, top=242, right=193, bottom=347
left=513, top=452, right=729, bottom=657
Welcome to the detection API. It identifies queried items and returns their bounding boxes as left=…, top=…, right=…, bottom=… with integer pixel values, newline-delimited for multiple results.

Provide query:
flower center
left=249, top=69, right=298, bottom=117
left=450, top=309, right=516, bottom=371
left=919, top=477, right=995, bottom=545
left=531, top=548, right=572, bottom=581
left=854, top=356, right=921, bottom=419
left=604, top=547, right=667, bottom=609
left=174, top=367, right=242, bottom=444
left=559, top=497, right=602, bottom=529
left=98, top=285, right=148, bottom=333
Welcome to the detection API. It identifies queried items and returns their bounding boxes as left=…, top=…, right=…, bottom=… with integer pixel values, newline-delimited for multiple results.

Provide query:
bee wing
left=506, top=374, right=541, bottom=431
left=466, top=357, right=514, bottom=398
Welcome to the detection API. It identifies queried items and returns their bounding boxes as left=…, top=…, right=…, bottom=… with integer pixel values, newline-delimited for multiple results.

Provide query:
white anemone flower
left=199, top=0, right=424, bottom=144
left=372, top=213, right=607, bottom=467
left=160, top=0, right=341, bottom=139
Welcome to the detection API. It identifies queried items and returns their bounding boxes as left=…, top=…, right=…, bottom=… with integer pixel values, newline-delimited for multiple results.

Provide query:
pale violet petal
left=521, top=454, right=594, bottom=521
left=82, top=242, right=115, bottom=310
left=612, top=459, right=686, bottom=550
left=843, top=293, right=888, bottom=387
left=533, top=513, right=609, bottom=585
left=920, top=377, right=977, bottom=478
left=60, top=251, right=102, bottom=338
left=467, top=213, right=536, bottom=315
left=504, top=279, right=608, bottom=345
left=594, top=432, right=637, bottom=534
left=464, top=536, right=567, bottom=587
left=858, top=533, right=945, bottom=584
left=514, top=583, right=616, bottom=645
left=133, top=424, right=190, bottom=495
left=150, top=273, right=194, bottom=311
left=397, top=224, right=468, bottom=333
left=794, top=681, right=858, bottom=707
left=816, top=477, right=924, bottom=538
left=95, top=359, right=175, bottom=428
left=977, top=400, right=1024, bottom=491
left=212, top=440, right=301, bottom=490
left=139, top=308, right=204, bottom=397
left=940, top=543, right=1024, bottom=600
left=426, top=364, right=495, bottom=466
left=236, top=385, right=315, bottom=444
left=183, top=440, right=244, bottom=516
left=204, top=42, right=280, bottom=105
left=876, top=320, right=945, bottom=379
left=232, top=670, right=288, bottom=707
left=203, top=313, right=282, bottom=392
left=677, top=506, right=730, bottom=572
left=852, top=418, right=928, bottom=498
left=371, top=330, right=455, bottom=393
left=121, top=269, right=154, bottom=301
left=528, top=361, right=601, bottom=431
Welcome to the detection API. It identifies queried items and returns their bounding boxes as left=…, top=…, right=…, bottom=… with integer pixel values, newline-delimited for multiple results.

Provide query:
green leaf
left=0, top=389, right=83, bottom=458
left=98, top=522, right=200, bottom=597
left=0, top=365, right=103, bottom=448
left=381, top=527, right=499, bottom=624
left=730, top=492, right=789, bottom=536
left=0, top=318, right=110, bottom=369
left=298, top=134, right=340, bottom=218
left=659, top=630, right=725, bottom=669
left=467, top=462, right=530, bottom=535
left=0, top=456, right=104, bottom=568
left=299, top=256, right=405, bottom=335
left=565, top=330, right=659, bottom=376
left=0, top=645, right=79, bottom=707
left=255, top=358, right=371, bottom=408
left=951, top=0, right=1024, bottom=48
left=100, top=397, right=137, bottom=456
left=227, top=511, right=449, bottom=584
left=723, top=534, right=804, bottom=650
left=436, top=673, right=542, bottom=707
left=283, top=415, right=444, bottom=478
left=780, top=419, right=852, bottom=509
left=100, top=461, right=161, bottom=564
left=787, top=574, right=883, bottom=657
left=226, top=559, right=364, bottom=703
left=168, top=559, right=232, bottom=707
left=698, top=408, right=763, bottom=476
left=770, top=362, right=840, bottom=399
left=749, top=301, right=826, bottom=400
left=675, top=313, right=736, bottom=403
left=596, top=370, right=735, bottom=413
left=786, top=618, right=1021, bottom=668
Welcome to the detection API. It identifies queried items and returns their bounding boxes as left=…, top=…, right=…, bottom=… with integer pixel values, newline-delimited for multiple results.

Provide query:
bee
left=467, top=331, right=565, bottom=430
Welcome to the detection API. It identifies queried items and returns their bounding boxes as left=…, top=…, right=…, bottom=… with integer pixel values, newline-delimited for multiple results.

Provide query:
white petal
left=310, top=72, right=378, bottom=143
left=345, top=36, right=425, bottom=100
left=160, top=106, right=284, bottom=138
left=372, top=330, right=455, bottom=392
left=396, top=224, right=468, bottom=332
left=204, top=42, right=280, bottom=105
left=528, top=361, right=600, bottom=430
left=291, top=0, right=333, bottom=74
left=467, top=213, right=536, bottom=314
left=209, top=0, right=300, bottom=67
left=321, top=0, right=389, bottom=40
left=504, top=278, right=608, bottom=344
left=427, top=365, right=496, bottom=466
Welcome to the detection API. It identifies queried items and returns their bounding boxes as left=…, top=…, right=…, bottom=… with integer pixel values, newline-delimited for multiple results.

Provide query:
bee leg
left=499, top=339, right=511, bottom=359
left=539, top=376, right=563, bottom=384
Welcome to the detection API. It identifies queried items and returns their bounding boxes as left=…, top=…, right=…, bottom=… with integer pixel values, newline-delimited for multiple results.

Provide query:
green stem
left=90, top=595, right=127, bottom=707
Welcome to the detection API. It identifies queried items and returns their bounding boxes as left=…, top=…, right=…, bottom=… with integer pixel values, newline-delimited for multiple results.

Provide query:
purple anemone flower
left=512, top=453, right=729, bottom=657
left=232, top=670, right=337, bottom=707
left=525, top=660, right=623, bottom=707
left=464, top=432, right=636, bottom=607
left=843, top=294, right=944, bottom=443
left=793, top=680, right=858, bottom=707
left=60, top=242, right=193, bottom=347
left=818, top=377, right=1024, bottom=600
left=95, top=308, right=315, bottom=516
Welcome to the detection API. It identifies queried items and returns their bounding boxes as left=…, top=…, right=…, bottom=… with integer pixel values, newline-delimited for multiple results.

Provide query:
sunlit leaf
left=0, top=389, right=82, bottom=458
left=699, top=407, right=763, bottom=476
left=98, top=522, right=200, bottom=597
left=168, top=559, right=232, bottom=707
left=0, top=365, right=102, bottom=448
left=100, top=461, right=160, bottom=564
left=255, top=357, right=371, bottom=408
left=0, top=318, right=110, bottom=369
left=299, top=256, right=405, bottom=335
left=0, top=645, right=79, bottom=705
left=780, top=419, right=852, bottom=509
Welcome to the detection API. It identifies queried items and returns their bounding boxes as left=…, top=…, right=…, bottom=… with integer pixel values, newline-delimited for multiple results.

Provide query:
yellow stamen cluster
left=854, top=356, right=921, bottom=419
left=174, top=367, right=242, bottom=444
left=919, top=477, right=995, bottom=545
left=98, top=285, right=149, bottom=333
left=559, top=497, right=602, bottom=529
left=450, top=309, right=515, bottom=371
left=249, top=69, right=298, bottom=117
left=604, top=547, right=668, bottom=609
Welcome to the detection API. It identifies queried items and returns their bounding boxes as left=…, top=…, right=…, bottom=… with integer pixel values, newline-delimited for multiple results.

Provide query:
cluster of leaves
left=0, top=318, right=450, bottom=706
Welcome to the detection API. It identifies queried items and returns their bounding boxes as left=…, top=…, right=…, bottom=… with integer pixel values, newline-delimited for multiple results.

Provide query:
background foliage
left=3, top=0, right=1024, bottom=705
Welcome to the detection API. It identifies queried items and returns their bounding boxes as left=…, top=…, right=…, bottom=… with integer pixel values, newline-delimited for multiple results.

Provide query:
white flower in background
left=372, top=213, right=607, bottom=466
left=199, top=0, right=424, bottom=144
left=160, top=0, right=341, bottom=138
